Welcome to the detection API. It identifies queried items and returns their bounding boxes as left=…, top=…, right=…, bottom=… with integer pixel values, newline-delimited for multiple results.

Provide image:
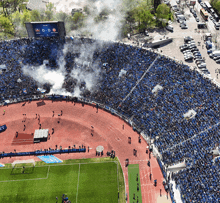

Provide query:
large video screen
left=32, top=23, right=59, bottom=37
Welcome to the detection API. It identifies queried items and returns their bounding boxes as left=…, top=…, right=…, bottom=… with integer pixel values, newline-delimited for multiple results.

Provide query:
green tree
left=71, top=12, right=85, bottom=28
left=214, top=1, right=220, bottom=14
left=21, top=9, right=31, bottom=26
left=30, top=10, right=43, bottom=22
left=155, top=3, right=171, bottom=27
left=0, top=0, right=27, bottom=16
left=55, top=11, right=70, bottom=22
left=134, top=4, right=155, bottom=32
left=11, top=10, right=22, bottom=25
left=44, top=2, right=56, bottom=21
left=0, top=14, right=15, bottom=38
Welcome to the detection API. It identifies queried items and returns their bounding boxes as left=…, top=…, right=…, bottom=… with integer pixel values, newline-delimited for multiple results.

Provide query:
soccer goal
left=11, top=159, right=35, bottom=175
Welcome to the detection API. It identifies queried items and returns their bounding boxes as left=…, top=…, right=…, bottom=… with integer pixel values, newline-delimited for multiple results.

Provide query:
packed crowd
left=0, top=37, right=219, bottom=202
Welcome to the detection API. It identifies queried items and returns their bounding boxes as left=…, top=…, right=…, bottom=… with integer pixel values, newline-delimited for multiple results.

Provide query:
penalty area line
left=76, top=163, right=80, bottom=203
left=0, top=165, right=50, bottom=183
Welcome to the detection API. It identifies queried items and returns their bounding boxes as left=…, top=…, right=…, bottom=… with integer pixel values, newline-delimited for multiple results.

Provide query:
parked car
left=181, top=46, right=190, bottom=51
left=180, top=21, right=187, bottom=26
left=194, top=56, right=203, bottom=59
left=183, top=50, right=191, bottom=54
left=214, top=56, right=220, bottom=60
left=214, top=23, right=219, bottom=30
left=189, top=44, right=197, bottom=48
left=181, top=25, right=188, bottom=29
left=200, top=2, right=205, bottom=7
left=184, top=36, right=193, bottom=42
left=186, top=40, right=195, bottom=44
left=180, top=44, right=188, bottom=48
left=175, top=11, right=182, bottom=16
left=189, top=45, right=197, bottom=49
left=212, top=18, right=216, bottom=23
left=210, top=16, right=213, bottom=21
left=209, top=53, right=214, bottom=58
left=196, top=60, right=205, bottom=65
left=201, top=68, right=210, bottom=74
left=189, top=43, right=196, bottom=46
left=176, top=0, right=180, bottom=4
left=216, top=59, right=220, bottom=63
left=193, top=51, right=201, bottom=55
left=185, top=56, right=193, bottom=61
left=195, top=58, right=204, bottom=63
left=198, top=63, right=206, bottom=68
left=190, top=8, right=194, bottom=13
left=166, top=25, right=174, bottom=32
left=191, top=48, right=200, bottom=52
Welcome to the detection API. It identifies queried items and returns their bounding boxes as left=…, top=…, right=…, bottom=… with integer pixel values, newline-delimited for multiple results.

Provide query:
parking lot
left=148, top=1, right=220, bottom=84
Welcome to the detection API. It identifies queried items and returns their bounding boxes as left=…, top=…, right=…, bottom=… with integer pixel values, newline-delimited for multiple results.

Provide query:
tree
left=9, top=0, right=24, bottom=13
left=71, top=12, right=85, bottom=28
left=155, top=3, right=171, bottom=27
left=134, top=5, right=155, bottom=32
left=55, top=11, right=70, bottom=22
left=21, top=9, right=31, bottom=26
left=0, top=0, right=27, bottom=16
left=0, top=14, right=15, bottom=38
left=125, top=10, right=136, bottom=32
left=44, top=2, right=56, bottom=21
left=214, top=1, right=220, bottom=14
left=30, top=10, right=43, bottom=22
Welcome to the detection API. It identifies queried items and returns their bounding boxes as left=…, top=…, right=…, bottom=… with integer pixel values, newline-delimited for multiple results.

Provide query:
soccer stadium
left=0, top=20, right=220, bottom=203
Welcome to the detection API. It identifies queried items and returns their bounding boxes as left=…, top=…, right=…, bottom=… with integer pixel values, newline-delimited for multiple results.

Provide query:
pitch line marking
left=76, top=163, right=80, bottom=203
left=0, top=162, right=118, bottom=183
left=0, top=166, right=50, bottom=183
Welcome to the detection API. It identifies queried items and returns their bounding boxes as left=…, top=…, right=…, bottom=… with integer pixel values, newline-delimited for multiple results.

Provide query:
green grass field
left=128, top=164, right=142, bottom=203
left=0, top=157, right=126, bottom=203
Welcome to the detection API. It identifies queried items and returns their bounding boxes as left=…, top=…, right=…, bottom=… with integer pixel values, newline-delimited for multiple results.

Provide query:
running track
left=0, top=100, right=171, bottom=203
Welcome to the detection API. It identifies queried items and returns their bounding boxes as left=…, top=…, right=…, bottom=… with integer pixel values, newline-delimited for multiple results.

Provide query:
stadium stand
left=0, top=37, right=220, bottom=202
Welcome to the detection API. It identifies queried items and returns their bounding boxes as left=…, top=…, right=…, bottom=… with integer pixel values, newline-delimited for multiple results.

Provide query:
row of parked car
left=190, top=7, right=200, bottom=22
left=180, top=36, right=210, bottom=74
left=199, top=1, right=220, bottom=29
left=173, top=6, right=188, bottom=29
left=204, top=35, right=220, bottom=63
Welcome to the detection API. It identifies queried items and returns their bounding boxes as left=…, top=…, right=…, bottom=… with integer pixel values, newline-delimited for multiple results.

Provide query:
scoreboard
left=25, top=21, right=66, bottom=38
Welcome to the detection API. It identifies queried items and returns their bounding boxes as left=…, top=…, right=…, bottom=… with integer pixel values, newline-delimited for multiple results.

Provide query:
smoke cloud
left=21, top=0, right=126, bottom=97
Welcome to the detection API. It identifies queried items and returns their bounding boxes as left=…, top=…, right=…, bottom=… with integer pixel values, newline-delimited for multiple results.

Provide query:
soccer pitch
left=128, top=164, right=142, bottom=203
left=0, top=157, right=125, bottom=203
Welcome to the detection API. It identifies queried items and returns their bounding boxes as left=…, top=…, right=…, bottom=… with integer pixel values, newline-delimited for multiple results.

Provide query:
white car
left=166, top=25, right=174, bottom=32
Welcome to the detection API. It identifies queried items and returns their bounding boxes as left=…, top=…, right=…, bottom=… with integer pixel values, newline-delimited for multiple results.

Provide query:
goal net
left=11, top=159, right=35, bottom=175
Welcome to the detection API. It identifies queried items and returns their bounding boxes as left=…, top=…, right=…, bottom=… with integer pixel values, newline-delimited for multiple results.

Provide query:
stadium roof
left=26, top=0, right=49, bottom=11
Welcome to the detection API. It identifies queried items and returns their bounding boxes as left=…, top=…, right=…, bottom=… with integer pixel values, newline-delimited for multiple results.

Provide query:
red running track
left=0, top=100, right=171, bottom=203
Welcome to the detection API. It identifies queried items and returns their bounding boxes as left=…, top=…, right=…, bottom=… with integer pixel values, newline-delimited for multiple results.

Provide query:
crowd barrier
left=0, top=148, right=86, bottom=158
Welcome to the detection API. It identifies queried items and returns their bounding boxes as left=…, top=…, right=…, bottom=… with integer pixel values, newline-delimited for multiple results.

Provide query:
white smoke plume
left=21, top=0, right=127, bottom=97
left=21, top=43, right=71, bottom=96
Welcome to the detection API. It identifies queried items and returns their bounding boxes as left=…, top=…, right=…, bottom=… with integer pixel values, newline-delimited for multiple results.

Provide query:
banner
left=0, top=125, right=7, bottom=133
